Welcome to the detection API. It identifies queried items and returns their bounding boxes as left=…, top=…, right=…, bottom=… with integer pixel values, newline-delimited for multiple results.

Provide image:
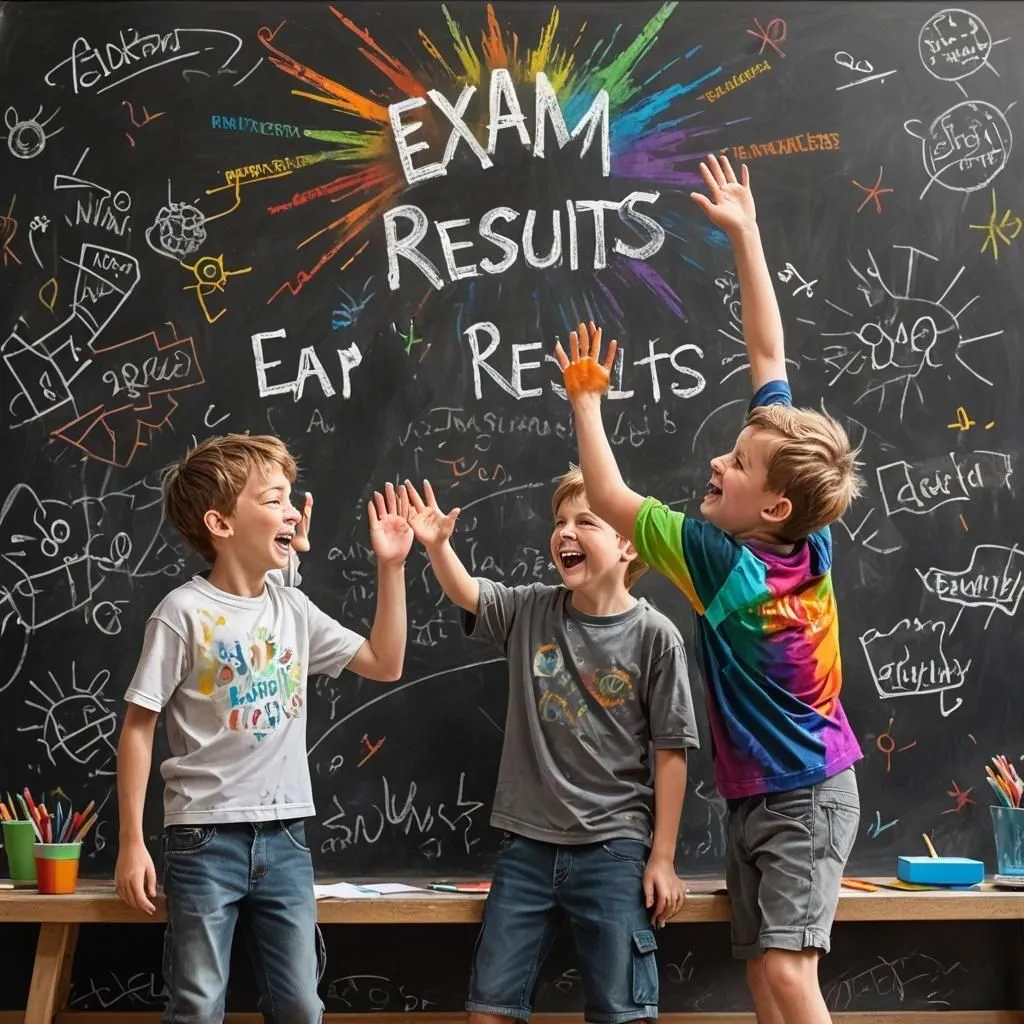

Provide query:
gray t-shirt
left=466, top=579, right=699, bottom=845
left=125, top=574, right=364, bottom=826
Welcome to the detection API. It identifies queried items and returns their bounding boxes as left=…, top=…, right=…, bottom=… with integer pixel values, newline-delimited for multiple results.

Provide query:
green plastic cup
left=2, top=820, right=38, bottom=886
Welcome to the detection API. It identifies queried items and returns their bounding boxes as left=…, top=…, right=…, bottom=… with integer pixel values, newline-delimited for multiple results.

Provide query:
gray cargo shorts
left=725, top=766, right=860, bottom=959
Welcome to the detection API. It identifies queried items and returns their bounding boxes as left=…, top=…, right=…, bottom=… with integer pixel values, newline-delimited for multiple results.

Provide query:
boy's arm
left=403, top=480, right=479, bottom=613
left=645, top=748, right=688, bottom=927
left=347, top=484, right=413, bottom=682
left=691, top=154, right=787, bottom=392
left=115, top=703, right=159, bottom=914
left=554, top=324, right=646, bottom=541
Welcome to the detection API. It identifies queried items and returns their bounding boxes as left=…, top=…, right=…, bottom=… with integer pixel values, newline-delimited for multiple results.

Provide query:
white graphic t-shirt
left=125, top=574, right=364, bottom=826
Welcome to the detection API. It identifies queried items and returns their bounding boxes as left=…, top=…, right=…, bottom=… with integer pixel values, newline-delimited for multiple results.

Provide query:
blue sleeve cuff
left=749, top=379, right=793, bottom=411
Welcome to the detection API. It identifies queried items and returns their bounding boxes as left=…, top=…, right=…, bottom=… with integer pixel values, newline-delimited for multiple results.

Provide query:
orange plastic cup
left=34, top=843, right=81, bottom=894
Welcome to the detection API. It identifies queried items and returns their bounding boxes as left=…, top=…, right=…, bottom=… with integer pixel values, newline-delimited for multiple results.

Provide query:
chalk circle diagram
left=904, top=100, right=1013, bottom=199
left=5, top=105, right=63, bottom=159
left=18, top=664, right=118, bottom=776
left=918, top=9, right=994, bottom=83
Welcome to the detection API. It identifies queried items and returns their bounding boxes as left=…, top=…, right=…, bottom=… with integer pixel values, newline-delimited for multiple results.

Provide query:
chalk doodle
left=122, top=100, right=164, bottom=147
left=852, top=167, right=894, bottom=214
left=876, top=717, right=917, bottom=772
left=54, top=148, right=133, bottom=239
left=0, top=195, right=21, bottom=267
left=918, top=9, right=1003, bottom=94
left=145, top=182, right=208, bottom=259
left=332, top=278, right=376, bottom=330
left=5, top=105, right=63, bottom=159
left=18, top=663, right=118, bottom=776
left=860, top=617, right=970, bottom=717
left=3, top=243, right=140, bottom=426
left=51, top=322, right=205, bottom=467
left=0, top=477, right=181, bottom=689
left=820, top=245, right=1002, bottom=421
left=904, top=100, right=1013, bottom=199
left=180, top=253, right=252, bottom=323
left=969, top=187, right=1022, bottom=260
left=916, top=543, right=1024, bottom=632
left=747, top=16, right=787, bottom=58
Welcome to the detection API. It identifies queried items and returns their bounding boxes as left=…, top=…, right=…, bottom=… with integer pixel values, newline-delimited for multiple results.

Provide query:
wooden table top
left=2, top=877, right=1022, bottom=924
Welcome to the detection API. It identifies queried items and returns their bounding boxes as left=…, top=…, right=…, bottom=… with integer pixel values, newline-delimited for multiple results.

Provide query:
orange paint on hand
left=563, top=358, right=611, bottom=399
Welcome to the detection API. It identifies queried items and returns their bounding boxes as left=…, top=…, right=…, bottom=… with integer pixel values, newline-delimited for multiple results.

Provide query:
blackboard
left=2, top=0, right=1024, bottom=1011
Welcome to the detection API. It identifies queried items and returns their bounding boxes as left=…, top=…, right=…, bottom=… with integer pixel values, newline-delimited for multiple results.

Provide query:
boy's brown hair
left=163, top=434, right=297, bottom=562
left=745, top=404, right=863, bottom=540
left=551, top=466, right=649, bottom=589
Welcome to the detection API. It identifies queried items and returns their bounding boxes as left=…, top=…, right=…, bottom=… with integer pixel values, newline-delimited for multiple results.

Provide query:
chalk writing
left=43, top=27, right=244, bottom=95
left=876, top=450, right=1012, bottom=516
left=905, top=100, right=1012, bottom=199
left=860, top=617, right=970, bottom=717
left=919, top=9, right=996, bottom=89
left=916, top=543, right=1024, bottom=630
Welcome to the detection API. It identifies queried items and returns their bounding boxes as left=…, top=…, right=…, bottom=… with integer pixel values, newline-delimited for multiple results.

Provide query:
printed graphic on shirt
left=196, top=609, right=304, bottom=739
left=532, top=642, right=635, bottom=732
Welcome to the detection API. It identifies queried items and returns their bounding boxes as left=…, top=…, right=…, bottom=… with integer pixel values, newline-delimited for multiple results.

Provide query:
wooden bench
left=2, top=879, right=1023, bottom=1024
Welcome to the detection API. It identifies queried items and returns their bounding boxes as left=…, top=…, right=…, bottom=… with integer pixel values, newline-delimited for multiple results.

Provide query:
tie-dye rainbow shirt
left=633, top=379, right=862, bottom=799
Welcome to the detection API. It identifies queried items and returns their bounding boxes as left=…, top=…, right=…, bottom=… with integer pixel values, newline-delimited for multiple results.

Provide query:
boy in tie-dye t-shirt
left=556, top=154, right=865, bottom=1024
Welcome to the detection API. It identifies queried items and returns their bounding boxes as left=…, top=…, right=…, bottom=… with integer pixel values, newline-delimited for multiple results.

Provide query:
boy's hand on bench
left=644, top=854, right=686, bottom=928
left=115, top=841, right=157, bottom=915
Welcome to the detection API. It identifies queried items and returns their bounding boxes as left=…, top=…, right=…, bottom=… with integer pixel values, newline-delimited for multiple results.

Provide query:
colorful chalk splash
left=257, top=2, right=728, bottom=327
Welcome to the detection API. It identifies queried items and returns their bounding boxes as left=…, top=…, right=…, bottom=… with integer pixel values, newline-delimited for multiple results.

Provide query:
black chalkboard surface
left=1, top=0, right=1023, bottom=925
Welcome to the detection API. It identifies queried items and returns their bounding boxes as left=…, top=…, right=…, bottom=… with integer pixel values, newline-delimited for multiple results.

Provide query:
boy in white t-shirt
left=114, top=434, right=413, bottom=1023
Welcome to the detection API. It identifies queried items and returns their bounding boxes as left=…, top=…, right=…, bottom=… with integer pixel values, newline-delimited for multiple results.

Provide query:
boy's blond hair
left=745, top=405, right=863, bottom=540
left=163, top=434, right=297, bottom=562
left=551, top=466, right=649, bottom=589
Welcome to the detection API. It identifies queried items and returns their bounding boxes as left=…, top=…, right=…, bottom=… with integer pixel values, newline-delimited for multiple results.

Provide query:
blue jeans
left=467, top=833, right=659, bottom=1023
left=161, top=820, right=323, bottom=1024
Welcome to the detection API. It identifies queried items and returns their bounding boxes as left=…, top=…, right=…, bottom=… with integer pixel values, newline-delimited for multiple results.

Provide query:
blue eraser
left=897, top=856, right=984, bottom=885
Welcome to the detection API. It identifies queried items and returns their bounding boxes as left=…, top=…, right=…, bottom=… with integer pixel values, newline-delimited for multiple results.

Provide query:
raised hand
left=292, top=491, right=314, bottom=554
left=553, top=320, right=618, bottom=404
left=368, top=482, right=414, bottom=567
left=690, top=153, right=756, bottom=235
left=402, top=479, right=461, bottom=551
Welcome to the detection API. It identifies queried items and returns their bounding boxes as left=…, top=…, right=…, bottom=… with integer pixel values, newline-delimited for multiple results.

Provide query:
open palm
left=402, top=479, right=460, bottom=549
left=368, top=483, right=414, bottom=566
left=690, top=153, right=756, bottom=234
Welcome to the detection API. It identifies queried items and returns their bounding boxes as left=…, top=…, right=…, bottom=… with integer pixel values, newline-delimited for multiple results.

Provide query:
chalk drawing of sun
left=819, top=244, right=1003, bottom=421
left=18, top=663, right=118, bottom=776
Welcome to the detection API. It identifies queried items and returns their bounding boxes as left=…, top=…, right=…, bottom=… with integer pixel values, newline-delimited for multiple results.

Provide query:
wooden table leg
left=24, top=923, right=79, bottom=1024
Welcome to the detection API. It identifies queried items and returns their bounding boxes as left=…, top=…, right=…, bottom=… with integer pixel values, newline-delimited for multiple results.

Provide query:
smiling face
left=549, top=492, right=636, bottom=595
left=205, top=463, right=301, bottom=575
left=702, top=426, right=791, bottom=540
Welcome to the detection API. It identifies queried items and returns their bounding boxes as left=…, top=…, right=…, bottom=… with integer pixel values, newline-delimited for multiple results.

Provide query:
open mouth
left=274, top=532, right=294, bottom=554
left=558, top=550, right=586, bottom=570
left=705, top=482, right=723, bottom=497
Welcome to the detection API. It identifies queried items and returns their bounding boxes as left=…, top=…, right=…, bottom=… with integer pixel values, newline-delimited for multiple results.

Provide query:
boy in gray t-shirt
left=114, top=435, right=413, bottom=1023
left=403, top=468, right=699, bottom=1024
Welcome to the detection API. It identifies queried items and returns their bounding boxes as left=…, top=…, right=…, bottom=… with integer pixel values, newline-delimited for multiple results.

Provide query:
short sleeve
left=124, top=618, right=191, bottom=712
left=647, top=642, right=700, bottom=751
left=306, top=598, right=366, bottom=678
left=750, top=378, right=793, bottom=410
left=463, top=578, right=520, bottom=651
left=633, top=497, right=741, bottom=616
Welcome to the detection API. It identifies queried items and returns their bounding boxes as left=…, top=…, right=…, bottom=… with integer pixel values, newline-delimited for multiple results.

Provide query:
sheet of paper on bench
left=314, top=882, right=424, bottom=899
